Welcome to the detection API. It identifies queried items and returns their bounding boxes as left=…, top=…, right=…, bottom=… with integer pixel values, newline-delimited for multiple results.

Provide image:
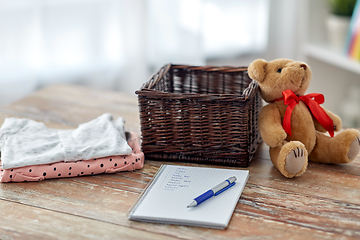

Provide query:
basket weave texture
left=136, top=64, right=262, bottom=167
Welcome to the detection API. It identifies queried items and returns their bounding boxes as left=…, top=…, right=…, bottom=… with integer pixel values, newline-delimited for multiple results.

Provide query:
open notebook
left=128, top=165, right=249, bottom=229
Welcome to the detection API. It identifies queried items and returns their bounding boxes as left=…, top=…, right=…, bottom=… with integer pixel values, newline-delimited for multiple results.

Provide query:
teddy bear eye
left=277, top=68, right=282, bottom=73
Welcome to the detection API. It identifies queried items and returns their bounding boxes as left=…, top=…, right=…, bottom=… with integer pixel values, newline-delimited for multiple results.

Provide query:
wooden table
left=0, top=84, right=359, bottom=239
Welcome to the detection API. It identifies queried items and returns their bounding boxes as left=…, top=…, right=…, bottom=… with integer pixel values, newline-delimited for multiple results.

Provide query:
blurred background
left=0, top=0, right=360, bottom=127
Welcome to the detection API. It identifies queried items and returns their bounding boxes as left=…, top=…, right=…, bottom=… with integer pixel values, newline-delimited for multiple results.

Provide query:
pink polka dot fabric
left=0, top=132, right=144, bottom=183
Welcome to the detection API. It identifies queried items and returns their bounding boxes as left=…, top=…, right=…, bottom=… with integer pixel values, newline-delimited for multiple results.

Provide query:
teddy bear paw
left=285, top=147, right=307, bottom=174
left=348, top=137, right=360, bottom=161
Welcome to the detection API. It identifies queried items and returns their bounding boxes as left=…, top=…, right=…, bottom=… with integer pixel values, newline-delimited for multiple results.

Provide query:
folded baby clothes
left=0, top=131, right=144, bottom=182
left=0, top=113, right=133, bottom=169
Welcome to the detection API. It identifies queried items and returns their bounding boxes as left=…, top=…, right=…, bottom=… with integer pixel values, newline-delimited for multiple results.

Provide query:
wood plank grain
left=73, top=159, right=360, bottom=238
left=0, top=199, right=179, bottom=240
left=239, top=184, right=360, bottom=237
left=0, top=177, right=344, bottom=240
left=247, top=158, right=360, bottom=205
left=0, top=84, right=141, bottom=132
left=0, top=159, right=358, bottom=239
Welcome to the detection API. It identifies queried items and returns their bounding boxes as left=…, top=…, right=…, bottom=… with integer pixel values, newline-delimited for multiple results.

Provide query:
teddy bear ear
left=248, top=59, right=267, bottom=83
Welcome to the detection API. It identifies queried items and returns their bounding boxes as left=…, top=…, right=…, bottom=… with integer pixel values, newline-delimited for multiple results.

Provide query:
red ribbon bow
left=277, top=89, right=334, bottom=137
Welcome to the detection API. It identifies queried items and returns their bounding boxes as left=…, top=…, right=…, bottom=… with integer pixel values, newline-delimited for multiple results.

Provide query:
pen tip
left=187, top=201, right=197, bottom=208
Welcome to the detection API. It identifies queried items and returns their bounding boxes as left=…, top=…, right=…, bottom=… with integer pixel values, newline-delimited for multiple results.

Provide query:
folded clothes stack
left=0, top=113, right=144, bottom=182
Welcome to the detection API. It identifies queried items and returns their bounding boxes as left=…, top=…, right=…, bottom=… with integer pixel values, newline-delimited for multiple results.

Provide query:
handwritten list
left=159, top=167, right=191, bottom=191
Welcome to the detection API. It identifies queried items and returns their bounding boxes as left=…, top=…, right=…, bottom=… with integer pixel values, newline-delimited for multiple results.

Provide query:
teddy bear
left=248, top=58, right=360, bottom=178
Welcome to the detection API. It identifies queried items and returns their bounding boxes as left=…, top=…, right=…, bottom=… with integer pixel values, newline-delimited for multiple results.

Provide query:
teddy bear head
left=247, top=58, right=312, bottom=102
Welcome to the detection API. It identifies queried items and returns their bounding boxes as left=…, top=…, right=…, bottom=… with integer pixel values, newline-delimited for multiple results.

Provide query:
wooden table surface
left=0, top=84, right=359, bottom=240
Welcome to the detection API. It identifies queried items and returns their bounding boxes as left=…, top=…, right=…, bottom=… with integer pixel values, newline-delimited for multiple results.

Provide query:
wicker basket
left=136, top=64, right=262, bottom=167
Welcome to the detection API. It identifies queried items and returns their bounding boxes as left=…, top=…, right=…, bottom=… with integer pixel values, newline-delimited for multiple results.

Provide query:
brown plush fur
left=248, top=58, right=360, bottom=178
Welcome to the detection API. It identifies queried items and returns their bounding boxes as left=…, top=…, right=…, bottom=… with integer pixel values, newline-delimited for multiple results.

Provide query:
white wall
left=265, top=0, right=301, bottom=60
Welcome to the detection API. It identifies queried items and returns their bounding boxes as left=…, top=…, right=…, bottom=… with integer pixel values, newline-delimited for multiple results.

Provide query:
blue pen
left=187, top=176, right=237, bottom=208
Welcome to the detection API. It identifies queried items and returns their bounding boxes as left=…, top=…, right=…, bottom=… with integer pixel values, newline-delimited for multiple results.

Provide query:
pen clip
left=214, top=182, right=236, bottom=196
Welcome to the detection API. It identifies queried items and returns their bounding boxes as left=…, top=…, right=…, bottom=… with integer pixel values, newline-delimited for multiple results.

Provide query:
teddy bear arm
left=325, top=109, right=342, bottom=131
left=311, top=107, right=341, bottom=132
left=321, top=107, right=342, bottom=131
left=313, top=119, right=327, bottom=133
left=259, top=104, right=287, bottom=147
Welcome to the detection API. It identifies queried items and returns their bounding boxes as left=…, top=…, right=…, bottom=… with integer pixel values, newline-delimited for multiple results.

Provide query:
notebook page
left=129, top=165, right=249, bottom=228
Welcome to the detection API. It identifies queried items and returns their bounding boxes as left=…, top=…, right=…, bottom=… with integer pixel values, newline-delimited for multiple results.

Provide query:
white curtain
left=0, top=0, right=269, bottom=105
left=147, top=0, right=269, bottom=70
